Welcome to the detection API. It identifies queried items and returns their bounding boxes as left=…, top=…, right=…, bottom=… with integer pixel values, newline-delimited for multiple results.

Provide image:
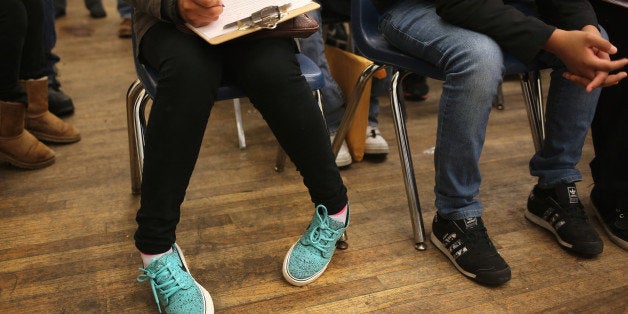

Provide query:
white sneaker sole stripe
left=282, top=242, right=330, bottom=286
left=430, top=233, right=476, bottom=279
left=524, top=210, right=574, bottom=249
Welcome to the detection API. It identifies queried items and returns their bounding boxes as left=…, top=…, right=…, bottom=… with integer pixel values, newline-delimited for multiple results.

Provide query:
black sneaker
left=526, top=183, right=603, bottom=255
left=430, top=214, right=511, bottom=286
left=402, top=74, right=429, bottom=101
left=590, top=186, right=627, bottom=251
left=48, top=77, right=75, bottom=117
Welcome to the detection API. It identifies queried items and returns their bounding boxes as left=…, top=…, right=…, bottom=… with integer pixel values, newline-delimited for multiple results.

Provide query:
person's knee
left=446, top=35, right=503, bottom=80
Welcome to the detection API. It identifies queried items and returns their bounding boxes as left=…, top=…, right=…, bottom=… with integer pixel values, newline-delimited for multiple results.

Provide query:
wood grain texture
left=0, top=1, right=626, bottom=313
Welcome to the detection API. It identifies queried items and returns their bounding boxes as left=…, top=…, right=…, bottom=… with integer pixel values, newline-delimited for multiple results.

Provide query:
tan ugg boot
left=0, top=100, right=55, bottom=169
left=19, top=77, right=81, bottom=143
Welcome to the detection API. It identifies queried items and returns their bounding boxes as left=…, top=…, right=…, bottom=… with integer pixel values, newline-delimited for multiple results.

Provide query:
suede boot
left=19, top=77, right=81, bottom=144
left=0, top=101, right=55, bottom=169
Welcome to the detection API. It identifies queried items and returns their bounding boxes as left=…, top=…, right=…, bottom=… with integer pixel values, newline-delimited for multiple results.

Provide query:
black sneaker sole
left=430, top=233, right=511, bottom=286
left=591, top=197, right=628, bottom=251
left=524, top=209, right=603, bottom=255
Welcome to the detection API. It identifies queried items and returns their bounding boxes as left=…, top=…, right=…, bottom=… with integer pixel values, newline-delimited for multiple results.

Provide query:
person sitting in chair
left=372, top=0, right=628, bottom=285
left=127, top=0, right=351, bottom=312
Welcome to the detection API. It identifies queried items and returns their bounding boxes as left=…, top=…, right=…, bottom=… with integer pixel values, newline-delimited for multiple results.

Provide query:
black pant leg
left=225, top=38, right=348, bottom=214
left=589, top=0, right=628, bottom=195
left=134, top=23, right=223, bottom=254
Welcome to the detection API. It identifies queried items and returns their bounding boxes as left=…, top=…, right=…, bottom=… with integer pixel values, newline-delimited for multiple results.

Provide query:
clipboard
left=186, top=0, right=321, bottom=45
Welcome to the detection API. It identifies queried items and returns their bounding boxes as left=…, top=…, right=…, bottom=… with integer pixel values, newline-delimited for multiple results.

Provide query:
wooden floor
left=1, top=1, right=626, bottom=313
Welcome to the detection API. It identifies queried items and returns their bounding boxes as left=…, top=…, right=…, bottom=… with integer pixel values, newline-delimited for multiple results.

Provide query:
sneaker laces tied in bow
left=306, top=205, right=343, bottom=258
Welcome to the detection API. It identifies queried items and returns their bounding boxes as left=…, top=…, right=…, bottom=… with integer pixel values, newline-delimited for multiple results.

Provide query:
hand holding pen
left=179, top=0, right=225, bottom=27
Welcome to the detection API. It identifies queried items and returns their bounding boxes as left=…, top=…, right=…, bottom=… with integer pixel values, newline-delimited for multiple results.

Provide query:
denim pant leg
left=529, top=52, right=600, bottom=186
left=117, top=0, right=132, bottom=19
left=368, top=69, right=391, bottom=127
left=298, top=7, right=345, bottom=133
left=43, top=0, right=60, bottom=79
left=380, top=0, right=505, bottom=219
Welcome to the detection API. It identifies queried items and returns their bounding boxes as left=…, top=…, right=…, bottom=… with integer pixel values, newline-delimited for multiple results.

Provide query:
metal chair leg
left=233, top=98, right=246, bottom=149
left=331, top=63, right=383, bottom=155
left=389, top=71, right=427, bottom=251
left=126, top=79, right=145, bottom=195
left=519, top=71, right=545, bottom=151
left=274, top=146, right=287, bottom=172
left=330, top=64, right=382, bottom=250
left=493, top=84, right=505, bottom=110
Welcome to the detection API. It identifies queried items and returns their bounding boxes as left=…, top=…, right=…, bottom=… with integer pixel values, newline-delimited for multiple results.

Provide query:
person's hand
left=544, top=26, right=628, bottom=92
left=178, top=0, right=223, bottom=27
left=563, top=69, right=627, bottom=92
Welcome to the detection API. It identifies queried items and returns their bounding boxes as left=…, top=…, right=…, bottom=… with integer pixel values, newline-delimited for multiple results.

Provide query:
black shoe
left=54, top=0, right=66, bottom=19
left=48, top=78, right=74, bottom=117
left=590, top=186, right=627, bottom=251
left=85, top=0, right=106, bottom=18
left=402, top=74, right=429, bottom=101
left=526, top=182, right=603, bottom=255
left=430, top=213, right=511, bottom=286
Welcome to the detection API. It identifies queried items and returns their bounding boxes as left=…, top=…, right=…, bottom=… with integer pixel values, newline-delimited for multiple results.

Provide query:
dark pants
left=134, top=23, right=348, bottom=254
left=0, top=0, right=47, bottom=103
left=43, top=0, right=61, bottom=80
left=589, top=0, right=628, bottom=197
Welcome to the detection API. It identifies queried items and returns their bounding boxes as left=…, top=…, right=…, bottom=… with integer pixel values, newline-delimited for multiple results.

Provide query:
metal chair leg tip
left=414, top=242, right=427, bottom=251
left=336, top=240, right=349, bottom=250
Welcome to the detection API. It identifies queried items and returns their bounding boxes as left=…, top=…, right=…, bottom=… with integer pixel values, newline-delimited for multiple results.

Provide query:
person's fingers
left=563, top=72, right=591, bottom=88
left=564, top=71, right=627, bottom=91
left=586, top=72, right=608, bottom=92
left=179, top=0, right=223, bottom=26
left=588, top=57, right=628, bottom=73
left=586, top=34, right=617, bottom=55
left=189, top=0, right=222, bottom=8
left=603, top=72, right=628, bottom=86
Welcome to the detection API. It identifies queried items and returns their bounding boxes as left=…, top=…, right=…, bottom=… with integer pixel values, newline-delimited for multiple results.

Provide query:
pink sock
left=329, top=204, right=348, bottom=224
left=140, top=248, right=172, bottom=267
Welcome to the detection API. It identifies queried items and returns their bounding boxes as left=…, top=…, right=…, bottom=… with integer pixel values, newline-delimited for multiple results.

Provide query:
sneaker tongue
left=463, top=217, right=478, bottom=230
left=556, top=183, right=580, bottom=205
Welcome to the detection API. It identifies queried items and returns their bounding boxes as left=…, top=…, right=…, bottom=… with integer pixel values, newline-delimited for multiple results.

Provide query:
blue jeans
left=299, top=0, right=385, bottom=132
left=299, top=7, right=345, bottom=132
left=117, top=0, right=132, bottom=19
left=380, top=0, right=600, bottom=219
left=43, top=0, right=60, bottom=79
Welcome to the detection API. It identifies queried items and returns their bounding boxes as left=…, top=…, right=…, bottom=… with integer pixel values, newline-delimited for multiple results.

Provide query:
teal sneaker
left=137, top=243, right=214, bottom=314
left=282, top=204, right=349, bottom=286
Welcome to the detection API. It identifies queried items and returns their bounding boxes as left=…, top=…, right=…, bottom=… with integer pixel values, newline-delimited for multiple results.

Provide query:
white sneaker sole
left=174, top=243, right=215, bottom=314
left=282, top=241, right=329, bottom=286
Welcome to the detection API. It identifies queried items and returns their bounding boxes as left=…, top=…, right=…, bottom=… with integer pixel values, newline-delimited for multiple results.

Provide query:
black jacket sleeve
left=434, top=0, right=598, bottom=64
